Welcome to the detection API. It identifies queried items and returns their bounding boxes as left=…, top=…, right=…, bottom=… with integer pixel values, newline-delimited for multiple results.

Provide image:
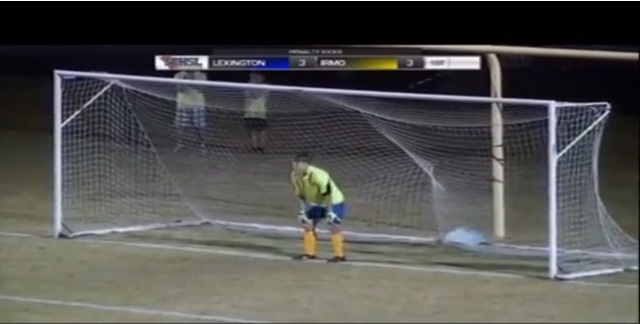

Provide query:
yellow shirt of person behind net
left=244, top=89, right=268, bottom=119
left=175, top=71, right=206, bottom=109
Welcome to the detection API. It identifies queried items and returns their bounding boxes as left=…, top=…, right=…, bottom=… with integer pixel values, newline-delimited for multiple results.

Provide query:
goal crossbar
left=54, top=70, right=555, bottom=106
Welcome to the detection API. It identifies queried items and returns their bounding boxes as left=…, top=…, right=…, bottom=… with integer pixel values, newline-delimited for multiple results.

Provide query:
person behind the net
left=173, top=70, right=207, bottom=153
left=291, top=152, right=347, bottom=262
left=243, top=72, right=269, bottom=152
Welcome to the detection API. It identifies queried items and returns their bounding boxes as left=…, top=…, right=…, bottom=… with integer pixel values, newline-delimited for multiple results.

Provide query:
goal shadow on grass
left=123, top=228, right=549, bottom=279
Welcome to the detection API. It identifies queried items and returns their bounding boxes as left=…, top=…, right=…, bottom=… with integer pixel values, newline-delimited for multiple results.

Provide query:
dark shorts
left=175, top=106, right=206, bottom=128
left=244, top=117, right=268, bottom=131
left=306, top=203, right=346, bottom=225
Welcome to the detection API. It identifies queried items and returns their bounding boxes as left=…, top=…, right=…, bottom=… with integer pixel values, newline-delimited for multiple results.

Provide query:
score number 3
left=405, top=59, right=414, bottom=68
left=290, top=56, right=316, bottom=69
left=399, top=57, right=424, bottom=69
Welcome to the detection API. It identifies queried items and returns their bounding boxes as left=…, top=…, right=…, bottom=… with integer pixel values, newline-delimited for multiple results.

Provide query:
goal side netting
left=53, top=70, right=638, bottom=279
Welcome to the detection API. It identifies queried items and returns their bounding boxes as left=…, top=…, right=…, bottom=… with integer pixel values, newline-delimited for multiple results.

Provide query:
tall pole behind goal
left=350, top=45, right=638, bottom=240
left=486, top=54, right=505, bottom=239
left=421, top=45, right=637, bottom=240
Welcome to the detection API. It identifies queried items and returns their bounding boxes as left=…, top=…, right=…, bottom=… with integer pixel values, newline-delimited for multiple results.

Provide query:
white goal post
left=53, top=69, right=638, bottom=280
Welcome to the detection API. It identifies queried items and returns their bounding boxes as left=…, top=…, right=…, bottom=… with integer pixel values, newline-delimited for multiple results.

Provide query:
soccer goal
left=53, top=69, right=638, bottom=280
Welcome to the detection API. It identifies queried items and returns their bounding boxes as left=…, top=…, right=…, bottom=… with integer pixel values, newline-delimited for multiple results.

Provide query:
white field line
left=0, top=231, right=32, bottom=237
left=0, top=231, right=637, bottom=290
left=0, top=294, right=268, bottom=323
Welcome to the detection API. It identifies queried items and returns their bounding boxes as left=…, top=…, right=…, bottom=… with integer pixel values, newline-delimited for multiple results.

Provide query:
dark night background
left=0, top=45, right=636, bottom=131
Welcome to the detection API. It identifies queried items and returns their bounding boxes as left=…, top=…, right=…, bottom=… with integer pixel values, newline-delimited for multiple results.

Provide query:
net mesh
left=553, top=104, right=638, bottom=275
left=58, top=74, right=638, bottom=277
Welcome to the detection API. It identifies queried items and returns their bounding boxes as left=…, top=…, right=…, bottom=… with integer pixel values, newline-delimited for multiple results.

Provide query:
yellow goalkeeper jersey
left=292, top=165, right=344, bottom=205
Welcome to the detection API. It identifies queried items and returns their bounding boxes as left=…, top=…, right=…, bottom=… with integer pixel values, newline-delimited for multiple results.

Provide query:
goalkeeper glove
left=325, top=211, right=339, bottom=225
left=298, top=209, right=311, bottom=225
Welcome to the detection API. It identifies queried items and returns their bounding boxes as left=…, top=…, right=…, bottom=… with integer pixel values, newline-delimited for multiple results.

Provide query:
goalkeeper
left=173, top=71, right=207, bottom=153
left=291, top=152, right=347, bottom=263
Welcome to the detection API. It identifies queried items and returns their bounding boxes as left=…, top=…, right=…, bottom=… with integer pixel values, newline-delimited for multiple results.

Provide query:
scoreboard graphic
left=155, top=48, right=482, bottom=71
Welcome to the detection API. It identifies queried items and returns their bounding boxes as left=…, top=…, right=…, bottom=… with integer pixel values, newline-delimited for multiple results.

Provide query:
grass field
left=0, top=116, right=638, bottom=322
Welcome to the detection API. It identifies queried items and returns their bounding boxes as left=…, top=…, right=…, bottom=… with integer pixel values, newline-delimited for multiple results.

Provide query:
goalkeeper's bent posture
left=291, top=152, right=347, bottom=263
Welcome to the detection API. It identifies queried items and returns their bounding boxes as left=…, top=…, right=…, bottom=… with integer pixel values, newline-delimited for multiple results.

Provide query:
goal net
left=54, top=70, right=638, bottom=280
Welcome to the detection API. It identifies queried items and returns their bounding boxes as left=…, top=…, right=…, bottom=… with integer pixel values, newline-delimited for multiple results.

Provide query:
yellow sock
left=303, top=230, right=317, bottom=256
left=331, top=232, right=345, bottom=257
